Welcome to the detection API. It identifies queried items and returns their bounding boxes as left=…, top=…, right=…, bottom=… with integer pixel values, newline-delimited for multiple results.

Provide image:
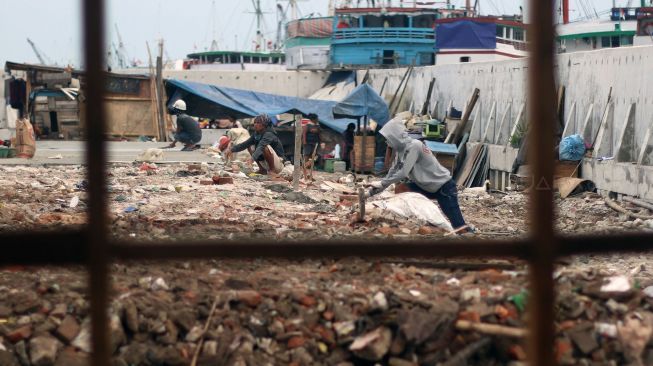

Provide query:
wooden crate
left=436, top=154, right=456, bottom=174
left=353, top=135, right=375, bottom=172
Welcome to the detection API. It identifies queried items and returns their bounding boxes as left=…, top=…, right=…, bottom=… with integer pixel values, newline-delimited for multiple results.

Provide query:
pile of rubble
left=2, top=163, right=653, bottom=365
left=2, top=255, right=653, bottom=365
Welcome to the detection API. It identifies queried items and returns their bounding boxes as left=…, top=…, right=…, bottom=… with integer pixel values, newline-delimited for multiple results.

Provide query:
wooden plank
left=388, top=66, right=412, bottom=114
left=420, top=78, right=436, bottom=116
left=466, top=145, right=486, bottom=187
left=455, top=143, right=483, bottom=187
left=445, top=88, right=480, bottom=145
left=391, top=67, right=414, bottom=115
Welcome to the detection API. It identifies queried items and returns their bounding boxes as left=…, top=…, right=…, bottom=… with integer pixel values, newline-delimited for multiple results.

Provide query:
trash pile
left=1, top=163, right=653, bottom=364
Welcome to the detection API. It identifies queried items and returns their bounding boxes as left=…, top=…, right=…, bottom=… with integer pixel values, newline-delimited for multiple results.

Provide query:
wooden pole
left=421, top=77, right=436, bottom=116
left=292, top=114, right=302, bottom=191
left=388, top=66, right=412, bottom=115
left=362, top=115, right=368, bottom=173
left=622, top=196, right=653, bottom=212
left=392, top=67, right=413, bottom=116
left=155, top=40, right=166, bottom=142
left=146, top=42, right=162, bottom=142
left=378, top=76, right=388, bottom=96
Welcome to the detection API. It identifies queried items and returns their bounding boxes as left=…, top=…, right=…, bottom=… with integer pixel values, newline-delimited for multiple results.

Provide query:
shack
left=4, top=62, right=161, bottom=140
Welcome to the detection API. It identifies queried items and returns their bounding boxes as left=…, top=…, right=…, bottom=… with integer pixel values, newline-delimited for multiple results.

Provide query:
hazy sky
left=0, top=0, right=629, bottom=68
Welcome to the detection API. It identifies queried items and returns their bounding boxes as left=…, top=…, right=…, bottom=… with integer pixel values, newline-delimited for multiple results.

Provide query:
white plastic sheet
left=370, top=192, right=453, bottom=231
left=5, top=106, right=18, bottom=129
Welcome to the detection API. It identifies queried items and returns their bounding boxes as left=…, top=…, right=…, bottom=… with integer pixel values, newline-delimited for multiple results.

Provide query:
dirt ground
left=1, top=163, right=653, bottom=366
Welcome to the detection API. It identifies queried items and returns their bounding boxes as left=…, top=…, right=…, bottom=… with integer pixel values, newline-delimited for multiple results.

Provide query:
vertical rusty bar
left=82, top=0, right=110, bottom=365
left=527, top=0, right=557, bottom=365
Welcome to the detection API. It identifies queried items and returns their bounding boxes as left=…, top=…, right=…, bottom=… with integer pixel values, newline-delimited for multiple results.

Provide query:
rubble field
left=1, top=163, right=653, bottom=366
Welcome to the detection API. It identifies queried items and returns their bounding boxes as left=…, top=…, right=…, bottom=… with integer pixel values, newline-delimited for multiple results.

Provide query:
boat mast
left=251, top=0, right=265, bottom=50
left=210, top=0, right=219, bottom=51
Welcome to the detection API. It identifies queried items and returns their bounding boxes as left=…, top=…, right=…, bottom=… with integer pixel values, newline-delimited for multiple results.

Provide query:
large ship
left=557, top=5, right=653, bottom=53
left=183, top=50, right=286, bottom=71
left=285, top=17, right=334, bottom=70
left=182, top=0, right=288, bottom=71
left=329, top=4, right=447, bottom=69
left=433, top=15, right=528, bottom=65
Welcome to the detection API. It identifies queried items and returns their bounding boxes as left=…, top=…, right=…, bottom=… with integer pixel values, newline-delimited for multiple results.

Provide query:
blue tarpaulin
left=165, top=79, right=356, bottom=133
left=332, top=83, right=390, bottom=125
left=436, top=21, right=497, bottom=49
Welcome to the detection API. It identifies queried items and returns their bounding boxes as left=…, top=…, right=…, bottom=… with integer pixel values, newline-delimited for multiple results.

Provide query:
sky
left=0, top=0, right=631, bottom=68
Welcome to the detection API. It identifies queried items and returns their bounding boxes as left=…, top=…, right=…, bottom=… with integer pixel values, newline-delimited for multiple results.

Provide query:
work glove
left=367, top=186, right=384, bottom=197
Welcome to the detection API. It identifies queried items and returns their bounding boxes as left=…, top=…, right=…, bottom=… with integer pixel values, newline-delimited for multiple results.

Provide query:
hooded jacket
left=379, top=118, right=451, bottom=192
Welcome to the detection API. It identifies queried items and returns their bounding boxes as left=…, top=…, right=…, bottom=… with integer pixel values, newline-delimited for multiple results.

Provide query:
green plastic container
left=324, top=158, right=337, bottom=173
left=0, top=148, right=17, bottom=158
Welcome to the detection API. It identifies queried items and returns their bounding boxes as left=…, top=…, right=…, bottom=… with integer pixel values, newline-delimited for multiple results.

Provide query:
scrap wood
left=555, top=177, right=590, bottom=199
left=622, top=196, right=653, bottom=212
left=604, top=197, right=653, bottom=220
left=444, top=88, right=480, bottom=145
left=190, top=294, right=222, bottom=366
left=456, top=320, right=528, bottom=338
left=455, top=144, right=483, bottom=187
left=441, top=338, right=492, bottom=366
left=455, top=144, right=488, bottom=188
left=383, top=260, right=518, bottom=271
left=322, top=181, right=356, bottom=194
left=421, top=77, right=436, bottom=116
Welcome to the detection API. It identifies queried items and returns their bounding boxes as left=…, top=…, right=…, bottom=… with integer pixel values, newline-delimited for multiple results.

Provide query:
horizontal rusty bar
left=110, top=239, right=532, bottom=261
left=3, top=232, right=653, bottom=266
left=558, top=233, right=653, bottom=255
left=0, top=230, right=86, bottom=265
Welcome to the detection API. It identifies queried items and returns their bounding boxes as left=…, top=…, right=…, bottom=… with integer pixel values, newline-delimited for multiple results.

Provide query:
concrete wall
left=163, top=70, right=330, bottom=98
left=364, top=45, right=653, bottom=198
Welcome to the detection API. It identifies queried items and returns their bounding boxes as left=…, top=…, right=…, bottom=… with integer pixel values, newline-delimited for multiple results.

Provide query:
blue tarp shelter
left=165, top=79, right=356, bottom=133
left=331, top=83, right=390, bottom=125
left=436, top=21, right=497, bottom=49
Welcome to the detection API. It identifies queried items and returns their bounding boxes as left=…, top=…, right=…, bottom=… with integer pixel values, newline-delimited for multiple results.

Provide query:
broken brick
left=287, top=336, right=305, bottom=349
left=235, top=290, right=262, bottom=307
left=8, top=326, right=32, bottom=343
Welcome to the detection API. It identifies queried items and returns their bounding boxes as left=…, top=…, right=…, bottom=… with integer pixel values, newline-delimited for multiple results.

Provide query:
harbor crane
left=276, top=0, right=307, bottom=50
left=26, top=38, right=54, bottom=66
left=114, top=23, right=130, bottom=68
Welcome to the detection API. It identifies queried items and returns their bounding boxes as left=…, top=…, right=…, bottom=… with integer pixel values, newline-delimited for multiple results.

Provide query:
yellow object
left=318, top=342, right=328, bottom=353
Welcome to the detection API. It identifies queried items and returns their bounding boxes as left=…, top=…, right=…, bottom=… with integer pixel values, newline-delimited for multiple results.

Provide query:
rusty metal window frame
left=2, top=1, right=653, bottom=365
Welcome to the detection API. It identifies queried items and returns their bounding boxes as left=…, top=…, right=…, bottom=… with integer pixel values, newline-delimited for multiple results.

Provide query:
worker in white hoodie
left=368, top=117, right=470, bottom=232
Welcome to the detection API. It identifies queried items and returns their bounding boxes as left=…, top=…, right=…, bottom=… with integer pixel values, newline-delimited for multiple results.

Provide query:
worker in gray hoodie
left=368, top=117, right=469, bottom=231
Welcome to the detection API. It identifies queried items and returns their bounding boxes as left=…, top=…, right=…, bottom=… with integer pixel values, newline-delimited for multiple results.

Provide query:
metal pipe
left=527, top=0, right=557, bottom=364
left=82, top=0, right=110, bottom=364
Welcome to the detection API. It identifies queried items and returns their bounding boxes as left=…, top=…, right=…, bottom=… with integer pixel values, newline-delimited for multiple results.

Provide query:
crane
left=114, top=23, right=129, bottom=69
left=276, top=3, right=288, bottom=50
left=26, top=38, right=54, bottom=66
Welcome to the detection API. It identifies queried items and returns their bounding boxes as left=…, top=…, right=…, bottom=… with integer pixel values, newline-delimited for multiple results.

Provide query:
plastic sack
left=15, top=118, right=36, bottom=158
left=559, top=134, right=585, bottom=161
left=370, top=192, right=453, bottom=231
left=137, top=148, right=163, bottom=162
